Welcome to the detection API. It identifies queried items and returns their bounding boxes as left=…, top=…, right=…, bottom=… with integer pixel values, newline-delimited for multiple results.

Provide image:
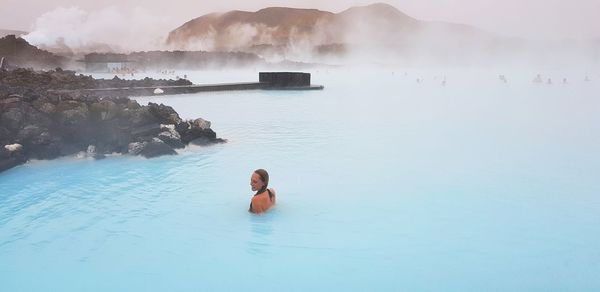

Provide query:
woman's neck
left=255, top=187, right=267, bottom=195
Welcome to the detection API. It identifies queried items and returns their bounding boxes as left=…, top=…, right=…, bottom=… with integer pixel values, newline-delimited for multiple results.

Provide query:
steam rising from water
left=19, top=4, right=600, bottom=69
left=23, top=6, right=174, bottom=53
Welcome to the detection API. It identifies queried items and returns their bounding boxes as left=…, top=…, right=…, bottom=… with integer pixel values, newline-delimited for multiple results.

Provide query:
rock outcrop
left=0, top=29, right=27, bottom=38
left=0, top=35, right=66, bottom=69
left=0, top=68, right=225, bottom=173
left=0, top=67, right=192, bottom=95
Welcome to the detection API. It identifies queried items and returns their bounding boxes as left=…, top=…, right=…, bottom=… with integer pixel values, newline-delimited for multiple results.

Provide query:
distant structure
left=259, top=72, right=311, bottom=87
left=499, top=75, right=507, bottom=83
left=50, top=72, right=324, bottom=97
left=533, top=74, right=543, bottom=83
left=79, top=53, right=135, bottom=73
left=0, top=56, right=5, bottom=70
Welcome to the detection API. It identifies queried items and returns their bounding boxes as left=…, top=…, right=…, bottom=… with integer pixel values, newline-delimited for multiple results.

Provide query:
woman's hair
left=254, top=169, right=271, bottom=200
left=254, top=169, right=269, bottom=188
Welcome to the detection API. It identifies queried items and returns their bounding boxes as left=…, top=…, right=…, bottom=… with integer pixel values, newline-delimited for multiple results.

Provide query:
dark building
left=259, top=72, right=311, bottom=87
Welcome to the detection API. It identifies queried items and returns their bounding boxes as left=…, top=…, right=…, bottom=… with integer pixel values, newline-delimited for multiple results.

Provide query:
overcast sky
left=2, top=0, right=599, bottom=40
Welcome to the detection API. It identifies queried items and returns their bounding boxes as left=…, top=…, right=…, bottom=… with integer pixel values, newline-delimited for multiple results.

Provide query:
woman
left=249, top=169, right=276, bottom=214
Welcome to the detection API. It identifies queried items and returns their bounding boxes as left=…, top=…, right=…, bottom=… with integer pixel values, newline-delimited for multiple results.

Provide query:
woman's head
left=250, top=169, right=269, bottom=193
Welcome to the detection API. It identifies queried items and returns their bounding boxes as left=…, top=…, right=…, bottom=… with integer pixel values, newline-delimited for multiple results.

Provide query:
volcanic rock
left=0, top=68, right=226, bottom=173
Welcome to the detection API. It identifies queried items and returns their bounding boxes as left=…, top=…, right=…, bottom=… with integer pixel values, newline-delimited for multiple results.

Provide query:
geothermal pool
left=1, top=68, right=599, bottom=291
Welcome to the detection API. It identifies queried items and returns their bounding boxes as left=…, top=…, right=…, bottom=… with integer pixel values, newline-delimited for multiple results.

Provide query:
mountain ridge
left=164, top=3, right=499, bottom=62
left=167, top=4, right=431, bottom=45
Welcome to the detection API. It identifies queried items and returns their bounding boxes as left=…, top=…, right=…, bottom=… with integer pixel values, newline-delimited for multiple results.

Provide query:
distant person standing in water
left=249, top=169, right=276, bottom=214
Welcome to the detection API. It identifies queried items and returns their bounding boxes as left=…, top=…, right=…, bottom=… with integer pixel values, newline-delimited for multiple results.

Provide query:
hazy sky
left=2, top=0, right=599, bottom=40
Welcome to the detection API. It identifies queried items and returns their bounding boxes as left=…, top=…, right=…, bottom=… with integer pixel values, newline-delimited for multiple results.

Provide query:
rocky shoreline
left=0, top=68, right=225, bottom=173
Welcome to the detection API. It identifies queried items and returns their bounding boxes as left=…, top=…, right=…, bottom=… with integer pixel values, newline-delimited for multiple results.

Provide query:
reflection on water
left=247, top=212, right=276, bottom=256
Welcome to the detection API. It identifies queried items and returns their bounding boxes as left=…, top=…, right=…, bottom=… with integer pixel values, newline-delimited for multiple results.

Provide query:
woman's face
left=250, top=172, right=265, bottom=192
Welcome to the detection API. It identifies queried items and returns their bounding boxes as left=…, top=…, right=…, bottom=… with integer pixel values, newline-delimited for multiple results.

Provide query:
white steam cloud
left=23, top=6, right=175, bottom=53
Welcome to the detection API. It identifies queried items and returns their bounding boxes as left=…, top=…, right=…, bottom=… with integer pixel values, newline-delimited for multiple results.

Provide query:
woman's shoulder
left=253, top=189, right=275, bottom=199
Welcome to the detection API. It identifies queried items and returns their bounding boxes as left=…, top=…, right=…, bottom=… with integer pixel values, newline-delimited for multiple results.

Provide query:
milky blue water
left=1, top=68, right=600, bottom=291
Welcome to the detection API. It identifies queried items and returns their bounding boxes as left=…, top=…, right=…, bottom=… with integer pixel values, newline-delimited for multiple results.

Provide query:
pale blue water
left=1, top=68, right=600, bottom=291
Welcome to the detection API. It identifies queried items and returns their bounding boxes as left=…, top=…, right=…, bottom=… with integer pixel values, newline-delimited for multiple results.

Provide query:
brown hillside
left=167, top=7, right=335, bottom=50
left=165, top=2, right=498, bottom=62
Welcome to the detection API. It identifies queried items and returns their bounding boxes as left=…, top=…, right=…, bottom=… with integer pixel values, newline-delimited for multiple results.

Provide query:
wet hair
left=254, top=169, right=272, bottom=200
